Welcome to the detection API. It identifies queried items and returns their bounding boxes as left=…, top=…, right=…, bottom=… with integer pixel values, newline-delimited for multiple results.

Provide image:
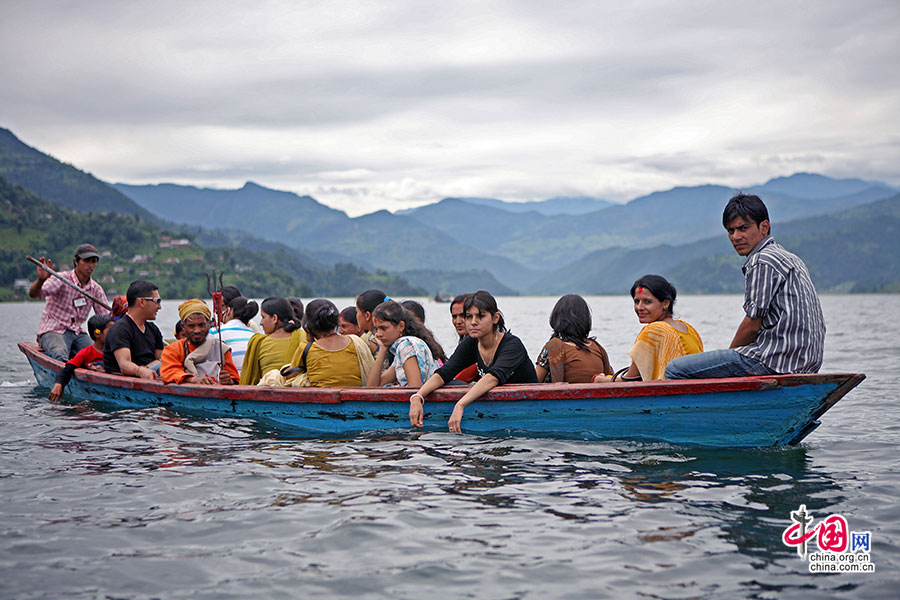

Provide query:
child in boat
left=594, top=275, right=702, bottom=382
left=356, top=289, right=388, bottom=355
left=535, top=294, right=613, bottom=383
left=366, top=300, right=445, bottom=387
left=239, top=297, right=306, bottom=385
left=48, top=314, right=114, bottom=400
left=338, top=307, right=361, bottom=336
left=410, top=290, right=538, bottom=432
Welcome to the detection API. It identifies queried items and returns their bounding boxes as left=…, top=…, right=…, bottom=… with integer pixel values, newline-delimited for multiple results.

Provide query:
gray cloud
left=1, top=0, right=898, bottom=214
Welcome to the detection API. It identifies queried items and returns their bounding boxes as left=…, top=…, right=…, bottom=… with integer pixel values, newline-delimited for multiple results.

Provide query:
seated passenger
left=160, top=300, right=239, bottom=385
left=366, top=300, right=444, bottom=387
left=400, top=299, right=426, bottom=323
left=300, top=299, right=374, bottom=387
left=338, top=306, right=361, bottom=336
left=49, top=315, right=114, bottom=400
left=410, top=290, right=538, bottom=433
left=239, top=297, right=306, bottom=385
left=174, top=320, right=186, bottom=340
left=536, top=294, right=613, bottom=383
left=103, top=280, right=165, bottom=380
left=218, top=296, right=259, bottom=373
left=287, top=296, right=305, bottom=324
left=219, top=285, right=262, bottom=333
left=594, top=275, right=702, bottom=382
left=449, top=293, right=477, bottom=382
left=356, top=289, right=389, bottom=355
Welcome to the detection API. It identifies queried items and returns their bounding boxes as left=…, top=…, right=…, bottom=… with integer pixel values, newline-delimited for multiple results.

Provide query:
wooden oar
left=26, top=255, right=113, bottom=311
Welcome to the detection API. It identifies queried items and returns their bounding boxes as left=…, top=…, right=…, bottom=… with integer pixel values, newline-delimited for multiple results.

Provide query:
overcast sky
left=2, top=1, right=898, bottom=216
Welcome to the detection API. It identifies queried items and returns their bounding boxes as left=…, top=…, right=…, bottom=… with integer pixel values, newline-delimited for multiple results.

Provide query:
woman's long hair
left=549, top=294, right=593, bottom=351
left=260, top=296, right=301, bottom=332
left=373, top=300, right=447, bottom=362
left=463, top=290, right=506, bottom=333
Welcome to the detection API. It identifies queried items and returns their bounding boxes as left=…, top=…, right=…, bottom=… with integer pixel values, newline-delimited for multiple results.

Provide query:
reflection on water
left=2, top=298, right=897, bottom=598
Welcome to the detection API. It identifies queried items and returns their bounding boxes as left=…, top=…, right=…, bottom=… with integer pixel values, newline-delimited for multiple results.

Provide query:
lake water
left=1, top=295, right=896, bottom=599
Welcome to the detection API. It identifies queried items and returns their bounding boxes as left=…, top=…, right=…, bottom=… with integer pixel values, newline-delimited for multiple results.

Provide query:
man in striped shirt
left=665, top=193, right=825, bottom=379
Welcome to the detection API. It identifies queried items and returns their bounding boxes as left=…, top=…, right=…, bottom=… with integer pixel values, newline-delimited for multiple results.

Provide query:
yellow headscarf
left=178, top=299, right=211, bottom=322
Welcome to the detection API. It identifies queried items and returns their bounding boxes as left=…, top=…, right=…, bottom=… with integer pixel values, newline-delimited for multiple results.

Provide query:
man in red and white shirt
left=29, top=243, right=111, bottom=361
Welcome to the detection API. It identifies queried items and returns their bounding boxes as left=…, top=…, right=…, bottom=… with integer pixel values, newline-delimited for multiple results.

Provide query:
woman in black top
left=410, top=290, right=537, bottom=433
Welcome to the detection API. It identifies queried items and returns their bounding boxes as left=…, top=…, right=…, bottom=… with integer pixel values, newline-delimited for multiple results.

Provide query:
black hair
left=549, top=294, right=593, bottom=351
left=286, top=297, right=305, bottom=322
left=630, top=275, right=676, bottom=315
left=723, top=193, right=771, bottom=231
left=304, top=298, right=340, bottom=337
left=220, top=285, right=242, bottom=305
left=87, top=314, right=114, bottom=341
left=125, top=280, right=158, bottom=307
left=373, top=300, right=447, bottom=362
left=174, top=320, right=183, bottom=336
left=463, top=290, right=506, bottom=333
left=356, top=289, right=388, bottom=314
left=340, top=306, right=358, bottom=326
left=260, top=296, right=301, bottom=332
left=450, top=293, right=469, bottom=310
left=400, top=300, right=426, bottom=323
left=228, top=296, right=259, bottom=325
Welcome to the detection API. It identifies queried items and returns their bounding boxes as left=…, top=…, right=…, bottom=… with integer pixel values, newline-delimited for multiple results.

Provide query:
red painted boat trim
left=18, top=341, right=863, bottom=406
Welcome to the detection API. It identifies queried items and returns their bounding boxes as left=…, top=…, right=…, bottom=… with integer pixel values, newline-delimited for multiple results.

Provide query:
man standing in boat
left=665, top=193, right=825, bottom=379
left=160, top=299, right=238, bottom=385
left=29, top=243, right=111, bottom=361
left=103, top=280, right=165, bottom=380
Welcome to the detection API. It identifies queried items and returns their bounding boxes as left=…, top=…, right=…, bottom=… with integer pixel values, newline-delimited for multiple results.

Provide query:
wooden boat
left=19, top=342, right=864, bottom=447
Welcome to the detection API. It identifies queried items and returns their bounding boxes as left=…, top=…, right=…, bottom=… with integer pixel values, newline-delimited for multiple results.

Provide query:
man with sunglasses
left=103, top=280, right=165, bottom=380
left=29, top=243, right=111, bottom=361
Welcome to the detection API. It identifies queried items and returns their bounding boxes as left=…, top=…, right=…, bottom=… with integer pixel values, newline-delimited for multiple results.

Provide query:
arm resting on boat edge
left=730, top=316, right=762, bottom=348
left=448, top=374, right=499, bottom=433
left=409, top=372, right=448, bottom=427
left=114, top=347, right=159, bottom=381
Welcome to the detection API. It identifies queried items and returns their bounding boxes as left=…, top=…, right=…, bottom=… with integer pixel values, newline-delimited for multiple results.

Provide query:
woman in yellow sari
left=239, top=297, right=306, bottom=385
left=594, top=275, right=702, bottom=382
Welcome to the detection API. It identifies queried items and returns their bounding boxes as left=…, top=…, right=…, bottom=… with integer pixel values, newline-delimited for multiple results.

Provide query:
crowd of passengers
left=34, top=193, right=825, bottom=432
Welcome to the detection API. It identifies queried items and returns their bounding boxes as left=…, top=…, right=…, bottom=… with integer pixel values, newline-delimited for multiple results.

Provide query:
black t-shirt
left=103, top=315, right=165, bottom=373
left=436, top=332, right=538, bottom=385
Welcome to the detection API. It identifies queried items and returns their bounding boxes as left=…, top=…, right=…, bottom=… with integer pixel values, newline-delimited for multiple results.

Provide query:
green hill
left=0, top=176, right=425, bottom=300
left=530, top=195, right=900, bottom=294
left=0, top=128, right=159, bottom=222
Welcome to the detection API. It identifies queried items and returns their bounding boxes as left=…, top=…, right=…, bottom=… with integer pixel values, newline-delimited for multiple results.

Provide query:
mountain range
left=2, top=125, right=898, bottom=297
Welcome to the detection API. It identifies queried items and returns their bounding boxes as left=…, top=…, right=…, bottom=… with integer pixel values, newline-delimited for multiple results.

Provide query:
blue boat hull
left=20, top=342, right=864, bottom=447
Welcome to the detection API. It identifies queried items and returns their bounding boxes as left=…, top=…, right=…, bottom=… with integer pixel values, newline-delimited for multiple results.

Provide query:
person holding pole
left=29, top=244, right=111, bottom=361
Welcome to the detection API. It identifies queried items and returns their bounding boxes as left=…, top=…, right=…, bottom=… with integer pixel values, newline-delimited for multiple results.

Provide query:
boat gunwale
left=18, top=341, right=863, bottom=405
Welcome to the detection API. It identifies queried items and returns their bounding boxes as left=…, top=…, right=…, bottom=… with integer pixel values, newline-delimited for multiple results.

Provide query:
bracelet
left=410, top=393, right=424, bottom=403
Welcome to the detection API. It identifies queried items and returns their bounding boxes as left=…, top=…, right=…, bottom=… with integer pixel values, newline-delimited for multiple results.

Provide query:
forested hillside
left=0, top=176, right=425, bottom=300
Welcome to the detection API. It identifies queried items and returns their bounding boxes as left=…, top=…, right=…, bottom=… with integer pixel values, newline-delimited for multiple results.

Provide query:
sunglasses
left=140, top=297, right=162, bottom=306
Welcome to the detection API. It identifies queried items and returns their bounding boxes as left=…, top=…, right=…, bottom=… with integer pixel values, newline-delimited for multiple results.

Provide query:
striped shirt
left=736, top=236, right=825, bottom=373
left=37, top=270, right=110, bottom=336
left=214, top=319, right=255, bottom=372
